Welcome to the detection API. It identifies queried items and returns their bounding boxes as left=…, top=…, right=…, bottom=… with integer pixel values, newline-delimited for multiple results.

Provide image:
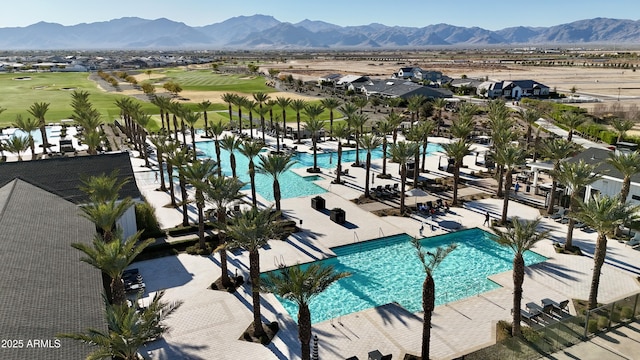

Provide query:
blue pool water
left=263, top=228, right=547, bottom=324
left=196, top=140, right=443, bottom=201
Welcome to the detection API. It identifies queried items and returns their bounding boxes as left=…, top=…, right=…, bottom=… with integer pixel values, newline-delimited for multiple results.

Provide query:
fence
left=584, top=293, right=640, bottom=337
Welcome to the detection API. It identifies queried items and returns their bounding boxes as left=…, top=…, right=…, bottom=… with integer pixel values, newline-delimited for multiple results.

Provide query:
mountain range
left=1, top=15, right=640, bottom=50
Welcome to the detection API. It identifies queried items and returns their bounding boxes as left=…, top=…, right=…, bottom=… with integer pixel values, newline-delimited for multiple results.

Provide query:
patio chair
left=541, top=298, right=569, bottom=314
left=626, top=233, right=640, bottom=248
left=516, top=308, right=541, bottom=325
left=549, top=208, right=566, bottom=220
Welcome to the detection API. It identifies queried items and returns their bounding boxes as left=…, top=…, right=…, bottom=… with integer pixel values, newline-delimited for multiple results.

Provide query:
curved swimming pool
left=263, top=228, right=547, bottom=324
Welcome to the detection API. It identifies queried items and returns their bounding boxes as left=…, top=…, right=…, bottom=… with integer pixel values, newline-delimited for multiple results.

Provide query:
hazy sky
left=1, top=0, right=638, bottom=30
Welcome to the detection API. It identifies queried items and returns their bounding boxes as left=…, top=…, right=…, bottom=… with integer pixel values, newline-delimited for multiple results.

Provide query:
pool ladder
left=274, top=255, right=286, bottom=269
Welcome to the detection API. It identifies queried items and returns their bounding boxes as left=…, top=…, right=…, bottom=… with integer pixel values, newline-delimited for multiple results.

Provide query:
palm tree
left=171, top=146, right=191, bottom=227
left=221, top=92, right=237, bottom=124
left=331, top=122, right=350, bottom=184
left=574, top=195, right=639, bottom=310
left=149, top=134, right=170, bottom=191
left=540, top=138, right=579, bottom=214
left=220, top=135, right=242, bottom=178
left=359, top=134, right=383, bottom=198
left=163, top=141, right=179, bottom=206
left=261, top=264, right=350, bottom=360
left=417, top=120, right=436, bottom=171
left=4, top=135, right=29, bottom=161
left=204, top=175, right=247, bottom=288
left=385, top=111, right=403, bottom=145
left=515, top=108, right=541, bottom=150
left=168, top=101, right=186, bottom=144
left=79, top=171, right=130, bottom=204
left=404, top=126, right=422, bottom=187
left=198, top=100, right=212, bottom=137
left=257, top=153, right=295, bottom=213
left=562, top=111, right=587, bottom=142
left=239, top=140, right=264, bottom=207
left=12, top=115, right=39, bottom=159
left=376, top=120, right=394, bottom=176
left=412, top=237, right=456, bottom=360
left=386, top=97, right=403, bottom=114
left=71, top=231, right=153, bottom=305
left=234, top=95, right=248, bottom=135
left=349, top=113, right=368, bottom=167
left=442, top=139, right=472, bottom=206
left=80, top=198, right=134, bottom=243
left=27, top=101, right=50, bottom=153
left=431, top=97, right=448, bottom=135
left=59, top=290, right=177, bottom=360
left=490, top=113, right=517, bottom=198
left=256, top=106, right=270, bottom=143
left=225, top=207, right=279, bottom=338
left=492, top=218, right=549, bottom=336
left=276, top=96, right=292, bottom=141
left=407, top=95, right=426, bottom=125
left=290, top=99, right=307, bottom=143
left=180, top=159, right=218, bottom=249
left=389, top=141, right=419, bottom=214
left=133, top=112, right=152, bottom=167
left=611, top=117, right=635, bottom=143
left=253, top=92, right=270, bottom=141
left=303, top=105, right=326, bottom=171
left=266, top=99, right=277, bottom=131
left=606, top=150, right=640, bottom=203
left=495, top=144, right=527, bottom=224
left=209, top=121, right=224, bottom=177
left=555, top=160, right=599, bottom=250
left=320, top=97, right=341, bottom=138
left=152, top=95, right=171, bottom=133
left=182, top=110, right=201, bottom=161
left=338, top=102, right=358, bottom=145
left=243, top=98, right=257, bottom=139
left=352, top=96, right=368, bottom=115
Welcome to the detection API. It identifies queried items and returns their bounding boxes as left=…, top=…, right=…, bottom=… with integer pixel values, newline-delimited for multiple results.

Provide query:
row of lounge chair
left=549, top=208, right=587, bottom=229
left=516, top=298, right=569, bottom=325
left=373, top=184, right=399, bottom=199
left=123, top=268, right=145, bottom=294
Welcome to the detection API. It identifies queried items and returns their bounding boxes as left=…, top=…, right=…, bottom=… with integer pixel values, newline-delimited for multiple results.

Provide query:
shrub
left=587, top=319, right=599, bottom=333
left=597, top=315, right=609, bottom=329
left=522, top=327, right=542, bottom=343
left=135, top=201, right=164, bottom=239
left=620, top=306, right=634, bottom=319
left=185, top=243, right=213, bottom=256
left=599, top=130, right=617, bottom=144
left=496, top=320, right=512, bottom=341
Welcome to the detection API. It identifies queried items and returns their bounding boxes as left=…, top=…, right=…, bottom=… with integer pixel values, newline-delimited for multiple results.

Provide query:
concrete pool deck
left=130, top=131, right=640, bottom=360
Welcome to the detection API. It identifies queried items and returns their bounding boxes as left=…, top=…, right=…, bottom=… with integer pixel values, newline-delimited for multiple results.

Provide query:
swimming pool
left=197, top=140, right=443, bottom=201
left=263, top=228, right=547, bottom=324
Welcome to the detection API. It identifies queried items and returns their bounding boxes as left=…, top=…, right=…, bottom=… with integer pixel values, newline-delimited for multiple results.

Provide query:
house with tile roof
left=477, top=79, right=550, bottom=99
left=0, top=179, right=106, bottom=359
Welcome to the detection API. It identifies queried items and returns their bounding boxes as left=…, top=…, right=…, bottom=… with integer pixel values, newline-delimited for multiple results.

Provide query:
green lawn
left=153, top=69, right=276, bottom=93
left=0, top=72, right=156, bottom=126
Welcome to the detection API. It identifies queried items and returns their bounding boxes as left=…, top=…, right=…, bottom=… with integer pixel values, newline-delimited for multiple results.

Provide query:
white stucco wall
left=586, top=176, right=640, bottom=206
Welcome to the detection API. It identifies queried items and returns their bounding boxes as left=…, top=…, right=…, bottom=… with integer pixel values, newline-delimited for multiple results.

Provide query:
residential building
left=477, top=80, right=550, bottom=99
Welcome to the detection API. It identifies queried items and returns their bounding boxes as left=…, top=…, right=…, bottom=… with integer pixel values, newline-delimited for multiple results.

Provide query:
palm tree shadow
left=528, top=261, right=581, bottom=282
left=374, top=302, right=422, bottom=326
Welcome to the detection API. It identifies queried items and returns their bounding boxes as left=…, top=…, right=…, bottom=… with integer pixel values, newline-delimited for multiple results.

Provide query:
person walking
left=483, top=212, right=490, bottom=226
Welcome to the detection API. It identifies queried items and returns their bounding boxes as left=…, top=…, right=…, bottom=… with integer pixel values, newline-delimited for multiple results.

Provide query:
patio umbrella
left=312, top=334, right=319, bottom=360
left=405, top=188, right=429, bottom=208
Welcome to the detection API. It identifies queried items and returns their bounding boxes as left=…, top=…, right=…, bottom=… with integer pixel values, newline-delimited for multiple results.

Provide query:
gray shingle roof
left=0, top=179, right=106, bottom=359
left=566, top=147, right=640, bottom=183
left=0, top=152, right=141, bottom=204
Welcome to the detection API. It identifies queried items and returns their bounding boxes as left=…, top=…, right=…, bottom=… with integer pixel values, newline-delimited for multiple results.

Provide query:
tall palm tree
left=79, top=171, right=130, bottom=204
left=163, top=141, right=179, bottom=206
left=234, top=95, right=248, bottom=135
left=417, top=120, right=436, bottom=171
left=574, top=194, right=639, bottom=310
left=80, top=198, right=134, bottom=243
left=352, top=96, right=368, bottom=115
left=209, top=121, right=224, bottom=177
left=171, top=146, right=191, bottom=227
left=540, top=138, right=579, bottom=214
left=239, top=140, right=264, bottom=207
left=442, top=139, right=472, bottom=206
left=12, top=115, right=39, bottom=159
left=515, top=108, right=541, bottom=150
left=606, top=150, right=640, bottom=203
left=338, top=102, right=358, bottom=145
left=180, top=159, right=218, bottom=249
left=320, top=97, right=341, bottom=138
left=385, top=111, right=403, bottom=145
left=303, top=105, right=326, bottom=171
left=168, top=101, right=186, bottom=143
left=225, top=207, right=279, bottom=338
left=221, top=92, right=237, bottom=124
left=152, top=95, right=171, bottom=133
left=256, top=106, right=270, bottom=143
left=253, top=92, right=270, bottom=141
left=331, top=123, right=350, bottom=184
left=4, top=135, right=29, bottom=161
left=149, top=134, right=170, bottom=191
left=198, top=100, right=212, bottom=137
left=290, top=99, right=307, bottom=144
left=276, top=96, right=292, bottom=141
left=555, top=160, right=599, bottom=250
left=492, top=218, right=549, bottom=336
left=59, top=290, right=176, bottom=360
left=407, top=95, right=426, bottom=125
left=266, top=99, right=277, bottom=131
left=220, top=135, right=242, bottom=178
left=389, top=141, right=419, bottom=214
left=182, top=110, right=201, bottom=161
left=27, top=101, right=50, bottom=153
left=359, top=134, right=383, bottom=198
left=133, top=112, right=152, bottom=167
left=261, top=264, right=350, bottom=360
left=412, top=237, right=456, bottom=360
left=257, top=153, right=295, bottom=213
left=376, top=120, right=394, bottom=176
left=244, top=98, right=257, bottom=139
left=71, top=231, right=153, bottom=305
left=204, top=175, right=247, bottom=288
left=386, top=97, right=403, bottom=114
left=611, top=117, right=635, bottom=143
left=349, top=113, right=368, bottom=167
left=404, top=126, right=422, bottom=187
left=495, top=144, right=527, bottom=224
left=431, top=97, right=448, bottom=135
left=562, top=111, right=587, bottom=142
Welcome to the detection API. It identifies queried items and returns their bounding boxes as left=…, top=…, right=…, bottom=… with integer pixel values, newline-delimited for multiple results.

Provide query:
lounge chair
left=541, top=298, right=569, bottom=314
left=515, top=308, right=540, bottom=325
left=549, top=208, right=566, bottom=220
left=627, top=233, right=640, bottom=247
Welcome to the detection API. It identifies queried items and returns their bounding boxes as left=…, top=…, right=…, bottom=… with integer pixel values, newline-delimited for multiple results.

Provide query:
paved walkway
left=544, top=321, right=640, bottom=360
left=128, top=130, right=640, bottom=360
